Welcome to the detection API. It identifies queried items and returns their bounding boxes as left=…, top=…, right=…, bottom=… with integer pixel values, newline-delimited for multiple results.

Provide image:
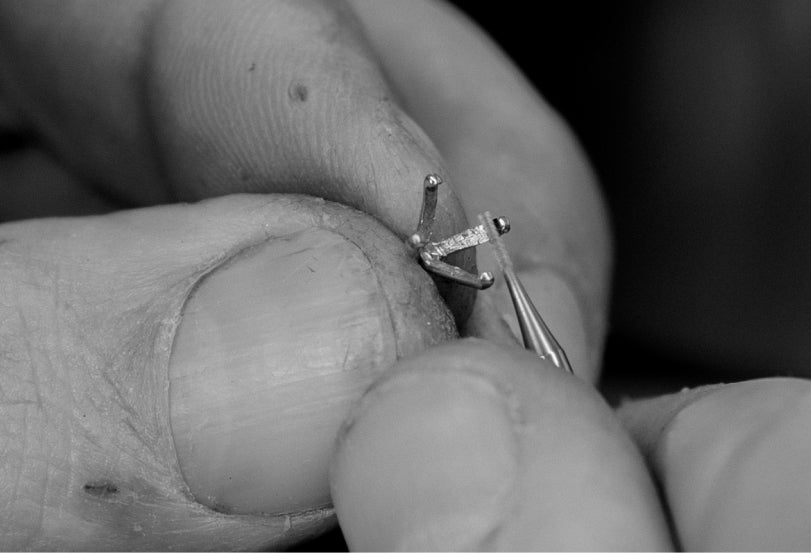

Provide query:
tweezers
left=480, top=210, right=574, bottom=374
left=408, top=174, right=574, bottom=374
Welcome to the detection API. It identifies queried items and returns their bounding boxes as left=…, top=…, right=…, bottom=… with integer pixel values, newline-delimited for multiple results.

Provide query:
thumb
left=330, top=339, right=672, bottom=550
left=0, top=194, right=454, bottom=550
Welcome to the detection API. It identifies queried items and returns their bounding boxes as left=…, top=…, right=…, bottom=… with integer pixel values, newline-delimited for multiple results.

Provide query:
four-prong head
left=408, top=174, right=511, bottom=289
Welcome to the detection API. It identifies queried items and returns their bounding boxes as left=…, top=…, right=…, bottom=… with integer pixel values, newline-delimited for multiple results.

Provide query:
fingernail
left=168, top=225, right=454, bottom=517
left=169, top=228, right=391, bottom=515
left=330, top=368, right=519, bottom=551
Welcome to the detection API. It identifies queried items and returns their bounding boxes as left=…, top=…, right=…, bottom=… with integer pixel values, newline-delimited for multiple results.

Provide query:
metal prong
left=494, top=216, right=510, bottom=234
left=408, top=174, right=441, bottom=251
left=407, top=232, right=425, bottom=249
left=420, top=253, right=494, bottom=289
left=424, top=174, right=442, bottom=189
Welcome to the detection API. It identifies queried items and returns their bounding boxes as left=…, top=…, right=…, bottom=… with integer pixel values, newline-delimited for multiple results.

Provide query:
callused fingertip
left=331, top=363, right=520, bottom=551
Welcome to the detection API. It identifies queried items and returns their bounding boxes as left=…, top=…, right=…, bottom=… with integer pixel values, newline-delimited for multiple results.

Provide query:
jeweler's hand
left=7, top=1, right=806, bottom=552
left=0, top=1, right=609, bottom=548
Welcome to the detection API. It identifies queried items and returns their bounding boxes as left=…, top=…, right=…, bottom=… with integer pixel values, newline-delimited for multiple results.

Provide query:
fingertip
left=148, top=0, right=467, bottom=236
left=330, top=359, right=520, bottom=550
left=622, top=378, right=811, bottom=550
left=616, top=383, right=729, bottom=460
left=331, top=340, right=672, bottom=550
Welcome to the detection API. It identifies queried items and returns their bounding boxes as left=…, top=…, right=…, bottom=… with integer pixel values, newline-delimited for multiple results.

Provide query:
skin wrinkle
left=50, top=265, right=80, bottom=423
left=2, top=273, right=67, bottom=547
left=5, top=408, right=27, bottom=542
left=33, top=460, right=50, bottom=550
left=94, top=271, right=219, bottom=544
left=1, top=212, right=310, bottom=547
left=14, top=306, right=45, bottom=411
left=10, top=411, right=31, bottom=550
left=618, top=383, right=730, bottom=461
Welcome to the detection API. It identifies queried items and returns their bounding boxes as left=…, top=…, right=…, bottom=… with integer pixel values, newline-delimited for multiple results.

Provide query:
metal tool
left=479, top=212, right=573, bottom=374
left=408, top=174, right=573, bottom=374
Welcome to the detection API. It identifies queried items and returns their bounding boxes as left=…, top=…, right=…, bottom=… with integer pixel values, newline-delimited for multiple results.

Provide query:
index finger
left=0, top=0, right=474, bottom=320
left=350, top=0, right=612, bottom=380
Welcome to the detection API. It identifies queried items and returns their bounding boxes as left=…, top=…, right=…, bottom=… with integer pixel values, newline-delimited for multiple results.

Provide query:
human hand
left=4, top=1, right=805, bottom=551
left=0, top=0, right=607, bottom=548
